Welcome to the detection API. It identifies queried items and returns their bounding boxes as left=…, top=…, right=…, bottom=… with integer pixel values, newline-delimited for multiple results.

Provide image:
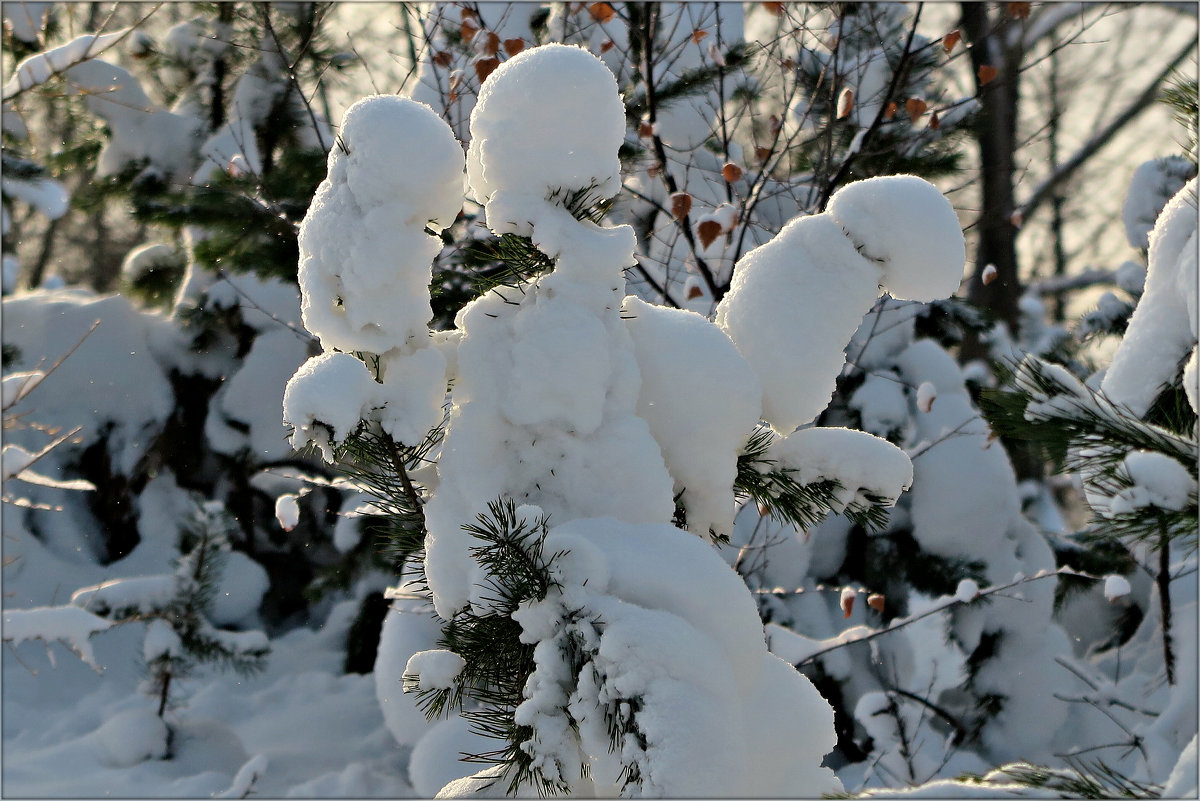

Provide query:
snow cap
left=335, top=94, right=465, bottom=225
left=466, top=44, right=625, bottom=205
left=827, top=174, right=965, bottom=302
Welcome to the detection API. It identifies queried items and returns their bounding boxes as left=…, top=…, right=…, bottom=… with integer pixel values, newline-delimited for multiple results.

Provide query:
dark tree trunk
left=959, top=3, right=1024, bottom=362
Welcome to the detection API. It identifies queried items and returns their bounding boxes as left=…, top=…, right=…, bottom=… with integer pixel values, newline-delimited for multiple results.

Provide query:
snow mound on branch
left=375, top=593, right=442, bottom=748
left=466, top=44, right=625, bottom=218
left=63, top=59, right=202, bottom=181
left=827, top=174, right=966, bottom=302
left=621, top=296, right=761, bottom=540
left=1122, top=156, right=1195, bottom=250
left=505, top=517, right=842, bottom=798
left=283, top=351, right=375, bottom=462
left=297, top=95, right=463, bottom=355
left=716, top=213, right=882, bottom=433
left=1103, top=178, right=1198, bottom=416
left=1109, top=450, right=1197, bottom=514
left=424, top=48, right=674, bottom=617
left=375, top=347, right=448, bottom=448
left=770, top=426, right=913, bottom=510
left=334, top=94, right=464, bottom=222
left=716, top=176, right=964, bottom=434
left=2, top=605, right=113, bottom=669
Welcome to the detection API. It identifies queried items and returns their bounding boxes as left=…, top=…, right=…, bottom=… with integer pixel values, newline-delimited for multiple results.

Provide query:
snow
left=916, top=380, right=937, bottom=413
left=621, top=296, right=762, bottom=540
left=63, top=58, right=202, bottom=181
left=770, top=426, right=914, bottom=510
left=716, top=212, right=883, bottom=433
left=404, top=649, right=466, bottom=691
left=717, top=175, right=964, bottom=433
left=826, top=174, right=967, bottom=302
left=1103, top=574, right=1132, bottom=602
left=850, top=370, right=910, bottom=438
left=91, top=708, right=170, bottom=768
left=2, top=443, right=38, bottom=480
left=3, top=291, right=175, bottom=479
left=275, top=494, right=301, bottom=531
left=1163, top=734, right=1198, bottom=798
left=71, top=575, right=176, bottom=617
left=1, top=370, right=44, bottom=408
left=207, top=328, right=311, bottom=463
left=1109, top=450, right=1198, bottom=514
left=3, top=174, right=68, bottom=219
left=466, top=44, right=625, bottom=217
left=2, top=30, right=129, bottom=99
left=2, top=605, right=113, bottom=670
left=1122, top=156, right=1195, bottom=249
left=498, top=516, right=844, bottom=798
left=143, top=619, right=184, bottom=662
left=209, top=553, right=270, bottom=630
left=1103, top=178, right=1198, bottom=416
left=283, top=352, right=376, bottom=462
left=214, top=754, right=269, bottom=799
left=375, top=347, right=448, bottom=447
left=374, top=592, right=442, bottom=748
left=955, top=578, right=980, bottom=603
left=297, top=94, right=463, bottom=356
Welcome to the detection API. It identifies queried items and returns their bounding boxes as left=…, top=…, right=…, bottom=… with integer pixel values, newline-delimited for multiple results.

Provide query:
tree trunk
left=959, top=3, right=1023, bottom=361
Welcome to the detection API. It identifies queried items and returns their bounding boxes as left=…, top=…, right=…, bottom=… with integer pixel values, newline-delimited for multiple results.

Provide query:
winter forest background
left=1, top=2, right=1198, bottom=798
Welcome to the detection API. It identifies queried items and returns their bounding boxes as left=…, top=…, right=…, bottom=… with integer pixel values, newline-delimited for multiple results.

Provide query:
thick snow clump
left=297, top=94, right=464, bottom=355
left=1103, top=177, right=1198, bottom=416
left=716, top=174, right=966, bottom=433
left=466, top=43, right=625, bottom=228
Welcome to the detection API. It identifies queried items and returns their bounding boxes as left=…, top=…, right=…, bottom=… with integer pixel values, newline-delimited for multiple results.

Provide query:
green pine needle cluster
left=735, top=428, right=894, bottom=534
left=334, top=421, right=443, bottom=571
left=406, top=499, right=566, bottom=796
left=961, top=758, right=1161, bottom=799
left=983, top=355, right=1197, bottom=552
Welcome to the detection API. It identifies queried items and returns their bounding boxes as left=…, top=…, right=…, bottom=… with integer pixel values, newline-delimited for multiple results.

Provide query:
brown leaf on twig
left=942, top=29, right=961, bottom=53
left=867, top=594, right=886, bottom=613
left=432, top=50, right=452, bottom=68
left=836, top=87, right=854, bottom=120
left=687, top=284, right=705, bottom=300
left=763, top=2, right=785, bottom=16
left=697, top=219, right=722, bottom=249
left=600, top=38, right=615, bottom=53
left=480, top=31, right=500, bottom=57
left=588, top=2, right=615, bottom=23
left=883, top=101, right=898, bottom=120
left=928, top=111, right=941, bottom=130
left=721, top=162, right=743, bottom=183
left=503, top=38, right=525, bottom=57
left=670, top=192, right=693, bottom=221
left=474, top=57, right=500, bottom=83
left=906, top=97, right=927, bottom=122
left=691, top=29, right=708, bottom=44
left=978, top=64, right=999, bottom=86
left=1006, top=2, right=1031, bottom=19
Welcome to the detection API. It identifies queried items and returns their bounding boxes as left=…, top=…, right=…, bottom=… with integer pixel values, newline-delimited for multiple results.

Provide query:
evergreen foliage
left=984, top=355, right=1197, bottom=551
left=405, top=499, right=566, bottom=796
left=734, top=427, right=895, bottom=534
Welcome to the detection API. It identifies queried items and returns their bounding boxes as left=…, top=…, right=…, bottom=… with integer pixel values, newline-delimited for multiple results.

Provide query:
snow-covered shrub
left=980, top=164, right=1198, bottom=792
left=72, top=500, right=269, bottom=716
left=283, top=39, right=971, bottom=796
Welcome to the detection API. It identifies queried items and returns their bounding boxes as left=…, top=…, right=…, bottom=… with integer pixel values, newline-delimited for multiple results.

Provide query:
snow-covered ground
left=4, top=591, right=414, bottom=797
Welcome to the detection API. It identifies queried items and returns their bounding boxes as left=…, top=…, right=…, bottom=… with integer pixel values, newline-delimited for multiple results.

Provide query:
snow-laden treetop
left=284, top=42, right=968, bottom=798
